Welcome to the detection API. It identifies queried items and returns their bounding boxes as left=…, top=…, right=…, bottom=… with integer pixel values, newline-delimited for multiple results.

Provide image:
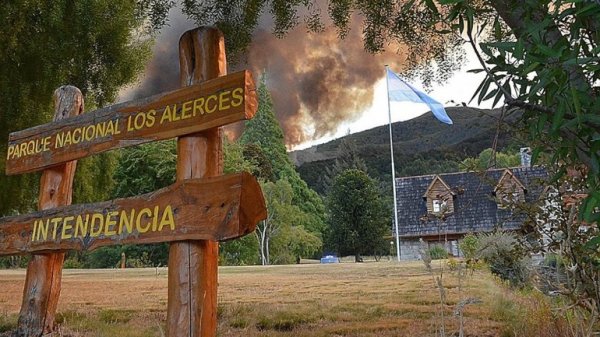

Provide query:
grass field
left=0, top=260, right=580, bottom=336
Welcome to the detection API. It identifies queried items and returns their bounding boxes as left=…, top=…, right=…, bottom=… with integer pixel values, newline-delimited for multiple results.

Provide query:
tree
left=0, top=1, right=157, bottom=216
left=271, top=225, right=322, bottom=264
left=219, top=235, right=259, bottom=266
left=112, top=140, right=177, bottom=198
left=240, top=76, right=326, bottom=235
left=321, top=138, right=369, bottom=193
left=257, top=179, right=323, bottom=265
left=459, top=148, right=521, bottom=171
left=326, top=169, right=389, bottom=262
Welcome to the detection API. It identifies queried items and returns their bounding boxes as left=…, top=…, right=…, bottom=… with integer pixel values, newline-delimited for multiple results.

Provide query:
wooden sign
left=0, top=172, right=266, bottom=256
left=5, top=70, right=257, bottom=175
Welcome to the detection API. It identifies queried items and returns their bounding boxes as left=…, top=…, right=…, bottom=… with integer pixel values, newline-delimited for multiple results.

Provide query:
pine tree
left=322, top=138, right=369, bottom=192
left=240, top=75, right=326, bottom=235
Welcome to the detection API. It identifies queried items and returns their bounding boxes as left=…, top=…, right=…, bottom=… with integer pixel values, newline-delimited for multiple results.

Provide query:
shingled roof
left=395, top=166, right=548, bottom=238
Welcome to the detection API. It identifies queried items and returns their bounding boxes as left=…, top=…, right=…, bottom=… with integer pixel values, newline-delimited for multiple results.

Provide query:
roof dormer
left=494, top=169, right=526, bottom=208
left=423, top=175, right=455, bottom=214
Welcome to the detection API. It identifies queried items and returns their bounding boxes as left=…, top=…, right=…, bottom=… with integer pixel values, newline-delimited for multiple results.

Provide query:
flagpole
left=385, top=65, right=401, bottom=262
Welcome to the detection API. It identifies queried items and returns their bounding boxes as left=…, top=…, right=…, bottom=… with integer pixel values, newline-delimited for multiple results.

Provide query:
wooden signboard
left=7, top=26, right=265, bottom=337
left=6, top=70, right=257, bottom=175
left=0, top=172, right=265, bottom=256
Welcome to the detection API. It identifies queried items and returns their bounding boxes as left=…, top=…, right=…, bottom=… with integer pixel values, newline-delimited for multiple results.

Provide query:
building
left=394, top=165, right=548, bottom=259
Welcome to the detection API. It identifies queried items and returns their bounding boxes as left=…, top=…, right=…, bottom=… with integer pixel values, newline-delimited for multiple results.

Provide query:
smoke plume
left=119, top=6, right=410, bottom=147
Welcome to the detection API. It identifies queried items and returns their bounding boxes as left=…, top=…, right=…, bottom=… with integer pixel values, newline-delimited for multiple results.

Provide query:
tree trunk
left=166, top=27, right=225, bottom=337
left=265, top=232, right=270, bottom=265
left=16, top=86, right=83, bottom=337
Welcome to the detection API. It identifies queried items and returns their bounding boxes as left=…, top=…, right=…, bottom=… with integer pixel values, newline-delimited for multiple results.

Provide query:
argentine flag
left=386, top=68, right=453, bottom=125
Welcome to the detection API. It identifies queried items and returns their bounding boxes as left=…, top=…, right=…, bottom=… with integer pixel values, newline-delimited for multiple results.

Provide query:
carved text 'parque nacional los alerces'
left=5, top=70, right=257, bottom=175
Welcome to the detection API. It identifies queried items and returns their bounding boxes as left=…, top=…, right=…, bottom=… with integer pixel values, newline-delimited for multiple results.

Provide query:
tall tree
left=321, top=138, right=369, bottom=193
left=240, top=76, right=326, bottom=235
left=326, top=169, right=390, bottom=262
left=0, top=1, right=157, bottom=215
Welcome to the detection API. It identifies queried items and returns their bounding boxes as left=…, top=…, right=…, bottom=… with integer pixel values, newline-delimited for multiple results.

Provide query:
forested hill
left=290, top=107, right=520, bottom=194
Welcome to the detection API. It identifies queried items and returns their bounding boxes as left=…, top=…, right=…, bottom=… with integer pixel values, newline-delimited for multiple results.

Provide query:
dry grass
left=0, top=260, right=584, bottom=336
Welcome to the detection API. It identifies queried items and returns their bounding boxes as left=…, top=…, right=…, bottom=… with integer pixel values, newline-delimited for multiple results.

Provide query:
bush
left=63, top=256, right=84, bottom=269
left=459, top=233, right=478, bottom=259
left=429, top=245, right=448, bottom=260
left=477, top=231, right=531, bottom=287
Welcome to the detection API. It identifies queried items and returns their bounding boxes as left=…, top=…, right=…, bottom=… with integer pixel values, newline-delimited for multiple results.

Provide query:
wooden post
left=16, top=86, right=83, bottom=337
left=167, top=27, right=225, bottom=337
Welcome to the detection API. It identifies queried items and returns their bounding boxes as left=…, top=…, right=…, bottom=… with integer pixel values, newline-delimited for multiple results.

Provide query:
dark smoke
left=119, top=6, right=408, bottom=147
left=247, top=25, right=407, bottom=145
left=118, top=7, right=196, bottom=101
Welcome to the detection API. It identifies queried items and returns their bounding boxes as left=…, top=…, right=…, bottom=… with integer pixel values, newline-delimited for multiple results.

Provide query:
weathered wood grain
left=6, top=71, right=257, bottom=175
left=167, top=26, right=225, bottom=337
left=0, top=173, right=265, bottom=256
left=16, top=86, right=84, bottom=337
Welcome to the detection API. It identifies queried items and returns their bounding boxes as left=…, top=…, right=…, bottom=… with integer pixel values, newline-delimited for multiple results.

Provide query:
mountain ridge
left=289, top=107, right=519, bottom=194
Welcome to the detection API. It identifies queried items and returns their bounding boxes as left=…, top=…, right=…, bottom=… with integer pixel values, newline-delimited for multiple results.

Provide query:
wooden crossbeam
left=6, top=71, right=257, bottom=175
left=0, top=173, right=265, bottom=256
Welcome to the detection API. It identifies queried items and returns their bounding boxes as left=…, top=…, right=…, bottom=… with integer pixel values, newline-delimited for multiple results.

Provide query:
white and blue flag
left=386, top=68, right=453, bottom=125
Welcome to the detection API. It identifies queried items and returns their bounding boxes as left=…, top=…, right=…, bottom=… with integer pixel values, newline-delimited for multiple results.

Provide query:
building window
left=433, top=199, right=442, bottom=213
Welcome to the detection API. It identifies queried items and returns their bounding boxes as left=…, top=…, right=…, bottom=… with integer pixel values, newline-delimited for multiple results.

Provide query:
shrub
left=477, top=231, right=531, bottom=287
left=447, top=257, right=460, bottom=271
left=459, top=233, right=478, bottom=260
left=429, top=245, right=448, bottom=260
left=63, top=256, right=84, bottom=269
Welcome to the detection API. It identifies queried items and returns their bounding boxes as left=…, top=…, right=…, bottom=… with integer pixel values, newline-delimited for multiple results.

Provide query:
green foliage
left=0, top=256, right=29, bottom=269
left=242, top=143, right=276, bottom=182
left=459, top=148, right=521, bottom=171
left=476, top=231, right=531, bottom=287
left=326, top=169, right=390, bottom=261
left=240, top=76, right=325, bottom=235
left=84, top=246, right=123, bottom=268
left=81, top=243, right=168, bottom=268
left=321, top=138, right=368, bottom=192
left=240, top=76, right=290, bottom=176
left=271, top=225, right=322, bottom=264
left=63, top=256, right=84, bottom=269
left=223, top=139, right=258, bottom=175
left=112, top=140, right=176, bottom=198
left=220, top=235, right=259, bottom=266
left=0, top=0, right=154, bottom=215
left=459, top=233, right=479, bottom=260
left=257, top=179, right=322, bottom=264
left=429, top=245, right=448, bottom=260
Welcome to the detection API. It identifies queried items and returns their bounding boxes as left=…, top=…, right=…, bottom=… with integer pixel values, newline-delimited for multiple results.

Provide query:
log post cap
left=53, top=85, right=84, bottom=120
left=179, top=26, right=223, bottom=42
